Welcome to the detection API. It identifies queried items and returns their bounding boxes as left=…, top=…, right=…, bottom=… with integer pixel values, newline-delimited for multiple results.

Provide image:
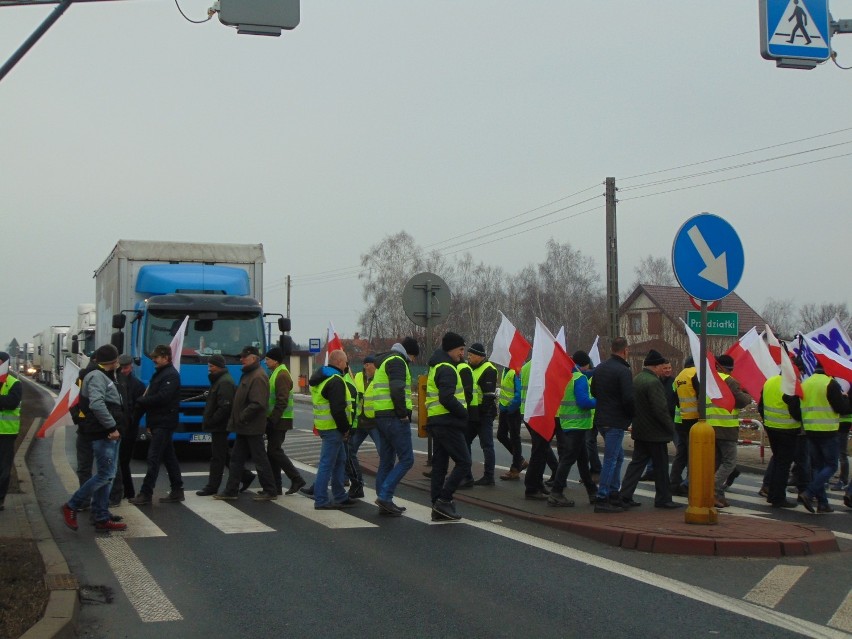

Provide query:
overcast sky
left=2, top=1, right=851, bottom=349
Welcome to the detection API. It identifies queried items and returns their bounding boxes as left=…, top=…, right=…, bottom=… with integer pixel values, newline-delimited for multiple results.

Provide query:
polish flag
left=805, top=335, right=852, bottom=384
left=169, top=315, right=190, bottom=373
left=681, top=319, right=735, bottom=412
left=324, top=321, right=344, bottom=366
left=37, top=358, right=81, bottom=438
left=765, top=324, right=783, bottom=365
left=0, top=358, right=8, bottom=384
left=588, top=336, right=601, bottom=368
left=523, top=318, right=575, bottom=441
left=490, top=312, right=531, bottom=373
left=779, top=346, right=803, bottom=398
left=555, top=326, right=566, bottom=351
left=724, top=327, right=778, bottom=400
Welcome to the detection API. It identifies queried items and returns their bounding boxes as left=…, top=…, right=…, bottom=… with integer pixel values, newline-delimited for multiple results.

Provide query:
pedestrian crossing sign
left=760, top=0, right=831, bottom=62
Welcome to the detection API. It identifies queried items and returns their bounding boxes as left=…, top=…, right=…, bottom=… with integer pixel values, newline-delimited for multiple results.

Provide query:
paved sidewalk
left=358, top=446, right=840, bottom=558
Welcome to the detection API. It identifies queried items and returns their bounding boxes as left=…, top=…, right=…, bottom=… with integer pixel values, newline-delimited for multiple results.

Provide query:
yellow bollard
left=684, top=420, right=718, bottom=524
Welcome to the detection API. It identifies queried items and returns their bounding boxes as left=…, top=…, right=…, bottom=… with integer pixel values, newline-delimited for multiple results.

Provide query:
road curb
left=16, top=378, right=79, bottom=639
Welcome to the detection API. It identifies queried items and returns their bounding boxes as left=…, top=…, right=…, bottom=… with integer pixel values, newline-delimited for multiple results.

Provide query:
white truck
left=67, top=303, right=97, bottom=370
left=94, top=240, right=289, bottom=447
left=33, top=325, right=70, bottom=387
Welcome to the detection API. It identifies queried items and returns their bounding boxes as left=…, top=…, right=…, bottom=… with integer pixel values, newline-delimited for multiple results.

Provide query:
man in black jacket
left=196, top=355, right=255, bottom=496
left=110, top=354, right=146, bottom=502
left=591, top=337, right=634, bottom=513
left=130, top=345, right=184, bottom=505
left=426, top=332, right=470, bottom=521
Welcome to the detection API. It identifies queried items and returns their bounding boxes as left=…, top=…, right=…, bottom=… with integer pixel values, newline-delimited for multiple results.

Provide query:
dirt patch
left=0, top=538, right=48, bottom=639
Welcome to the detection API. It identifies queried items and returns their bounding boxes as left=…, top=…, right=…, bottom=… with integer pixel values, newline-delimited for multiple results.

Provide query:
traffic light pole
left=0, top=0, right=73, bottom=84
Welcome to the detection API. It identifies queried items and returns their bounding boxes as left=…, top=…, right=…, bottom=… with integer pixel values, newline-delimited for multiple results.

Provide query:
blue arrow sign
left=760, top=0, right=831, bottom=62
left=672, top=213, right=745, bottom=302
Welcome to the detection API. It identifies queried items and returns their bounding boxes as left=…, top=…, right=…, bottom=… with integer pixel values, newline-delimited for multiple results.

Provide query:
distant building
left=618, top=284, right=766, bottom=373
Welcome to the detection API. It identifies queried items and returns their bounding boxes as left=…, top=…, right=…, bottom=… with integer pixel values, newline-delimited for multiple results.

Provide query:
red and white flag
left=523, top=318, right=575, bottom=441
left=0, top=358, right=8, bottom=385
left=588, top=336, right=601, bottom=368
left=490, top=312, right=531, bottom=373
left=779, top=346, right=803, bottom=398
left=724, top=326, right=778, bottom=400
left=169, top=315, right=190, bottom=373
left=36, top=358, right=81, bottom=438
left=681, top=319, right=735, bottom=412
left=805, top=335, right=852, bottom=384
left=324, top=321, right=343, bottom=366
left=765, top=324, right=783, bottom=365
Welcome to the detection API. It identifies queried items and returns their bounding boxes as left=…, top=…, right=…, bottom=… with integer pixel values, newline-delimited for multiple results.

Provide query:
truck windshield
left=145, top=311, right=265, bottom=363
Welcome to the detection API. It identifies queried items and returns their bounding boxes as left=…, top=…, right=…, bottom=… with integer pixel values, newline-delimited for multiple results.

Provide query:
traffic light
left=216, top=0, right=299, bottom=37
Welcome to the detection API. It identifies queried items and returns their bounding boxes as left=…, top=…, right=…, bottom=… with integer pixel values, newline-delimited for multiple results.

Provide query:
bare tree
left=798, top=302, right=851, bottom=333
left=627, top=254, right=676, bottom=292
left=761, top=297, right=797, bottom=338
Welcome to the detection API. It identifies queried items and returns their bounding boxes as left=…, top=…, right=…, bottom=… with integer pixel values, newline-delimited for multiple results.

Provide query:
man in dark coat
left=196, top=355, right=254, bottom=496
left=618, top=350, right=680, bottom=509
left=111, top=354, right=145, bottom=502
left=130, top=344, right=184, bottom=505
left=214, top=346, right=278, bottom=501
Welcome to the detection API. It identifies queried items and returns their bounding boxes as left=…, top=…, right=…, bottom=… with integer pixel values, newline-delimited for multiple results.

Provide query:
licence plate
left=190, top=433, right=212, bottom=443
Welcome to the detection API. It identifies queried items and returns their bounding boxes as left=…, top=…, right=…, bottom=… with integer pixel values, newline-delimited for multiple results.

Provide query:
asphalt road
left=26, top=386, right=852, bottom=639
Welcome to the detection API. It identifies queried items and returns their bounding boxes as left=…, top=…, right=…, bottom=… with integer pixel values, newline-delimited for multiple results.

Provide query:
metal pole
left=0, top=0, right=73, bottom=83
left=698, top=301, right=708, bottom=420
left=425, top=279, right=433, bottom=464
left=286, top=274, right=291, bottom=320
left=605, top=177, right=619, bottom=340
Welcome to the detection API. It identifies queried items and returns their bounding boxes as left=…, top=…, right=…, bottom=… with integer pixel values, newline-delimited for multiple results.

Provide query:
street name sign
left=686, top=311, right=739, bottom=336
left=672, top=213, right=744, bottom=302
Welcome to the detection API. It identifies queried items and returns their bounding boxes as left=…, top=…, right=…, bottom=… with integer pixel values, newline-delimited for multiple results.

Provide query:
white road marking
left=52, top=427, right=81, bottom=494
left=744, top=565, right=809, bottom=608
left=828, top=589, right=852, bottom=633
left=180, top=494, right=274, bottom=534
left=270, top=492, right=377, bottom=529
left=466, top=521, right=849, bottom=639
left=96, top=535, right=182, bottom=623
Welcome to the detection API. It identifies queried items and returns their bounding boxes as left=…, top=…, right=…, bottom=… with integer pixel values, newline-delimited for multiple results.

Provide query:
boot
left=159, top=489, right=185, bottom=503
left=500, top=468, right=520, bottom=481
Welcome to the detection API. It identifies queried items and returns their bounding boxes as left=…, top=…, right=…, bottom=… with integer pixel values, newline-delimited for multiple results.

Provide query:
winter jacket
left=136, top=363, right=181, bottom=430
left=591, top=354, right=634, bottom=430
left=631, top=368, right=675, bottom=443
left=426, top=348, right=468, bottom=429
left=228, top=361, right=268, bottom=436
left=77, top=367, right=125, bottom=441
left=202, top=369, right=235, bottom=433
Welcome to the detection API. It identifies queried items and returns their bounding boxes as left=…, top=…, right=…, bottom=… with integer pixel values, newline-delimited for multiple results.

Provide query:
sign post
left=672, top=213, right=745, bottom=525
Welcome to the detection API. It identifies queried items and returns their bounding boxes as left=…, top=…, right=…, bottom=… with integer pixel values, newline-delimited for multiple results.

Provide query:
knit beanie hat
left=441, top=332, right=465, bottom=352
left=265, top=347, right=284, bottom=363
left=468, top=343, right=486, bottom=357
left=401, top=336, right=420, bottom=357
left=572, top=350, right=592, bottom=367
left=643, top=349, right=667, bottom=366
left=208, top=355, right=227, bottom=369
left=95, top=344, right=119, bottom=365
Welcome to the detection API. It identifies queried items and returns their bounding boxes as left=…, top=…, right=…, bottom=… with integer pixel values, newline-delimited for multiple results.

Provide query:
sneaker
left=593, top=499, right=624, bottom=513
left=829, top=481, right=847, bottom=492
left=94, top=519, right=128, bottom=532
left=547, top=492, right=575, bottom=507
left=816, top=503, right=834, bottom=513
left=797, top=492, right=816, bottom=513
left=159, top=489, right=185, bottom=503
left=89, top=513, right=124, bottom=525
left=61, top=504, right=78, bottom=531
left=128, top=494, right=152, bottom=506
left=286, top=477, right=307, bottom=495
left=499, top=469, right=520, bottom=481
left=239, top=473, right=256, bottom=493
left=432, top=498, right=461, bottom=521
left=473, top=477, right=495, bottom=486
left=212, top=492, right=238, bottom=501
left=196, top=488, right=217, bottom=496
left=252, top=491, right=278, bottom=501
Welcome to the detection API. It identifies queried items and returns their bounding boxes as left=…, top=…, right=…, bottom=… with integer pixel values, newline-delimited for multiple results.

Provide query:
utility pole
left=286, top=274, right=291, bottom=320
left=605, top=177, right=619, bottom=340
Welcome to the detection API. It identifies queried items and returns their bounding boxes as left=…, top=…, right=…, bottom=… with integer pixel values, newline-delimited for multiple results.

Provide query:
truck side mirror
left=279, top=317, right=291, bottom=333
left=71, top=336, right=79, bottom=355
left=111, top=332, right=124, bottom=354
left=280, top=335, right=293, bottom=357
left=112, top=313, right=126, bottom=329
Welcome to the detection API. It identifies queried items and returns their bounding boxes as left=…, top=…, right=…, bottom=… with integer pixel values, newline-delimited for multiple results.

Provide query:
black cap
left=265, top=347, right=284, bottom=363
left=95, top=344, right=119, bottom=365
left=240, top=345, right=261, bottom=358
left=401, top=336, right=420, bottom=357
left=208, top=354, right=227, bottom=368
left=468, top=343, right=486, bottom=357
left=643, top=349, right=668, bottom=366
left=441, top=332, right=465, bottom=352
left=572, top=350, right=591, bottom=367
left=717, top=354, right=735, bottom=370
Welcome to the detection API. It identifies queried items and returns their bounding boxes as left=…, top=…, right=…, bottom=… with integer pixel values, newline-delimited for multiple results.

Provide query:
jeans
left=0, top=434, right=15, bottom=505
left=374, top=416, right=414, bottom=501
left=620, top=440, right=672, bottom=505
left=497, top=411, right=524, bottom=470
left=805, top=434, right=839, bottom=505
left=314, top=429, right=348, bottom=507
left=465, top=417, right=496, bottom=481
left=67, top=438, right=119, bottom=523
left=347, top=427, right=381, bottom=485
left=596, top=428, right=625, bottom=499
left=139, top=428, right=184, bottom=497
left=714, top=438, right=738, bottom=498
left=427, top=424, right=472, bottom=503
